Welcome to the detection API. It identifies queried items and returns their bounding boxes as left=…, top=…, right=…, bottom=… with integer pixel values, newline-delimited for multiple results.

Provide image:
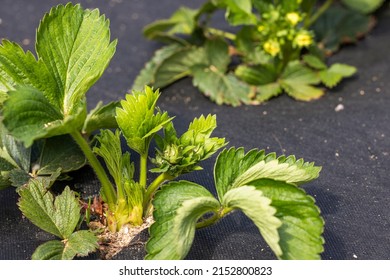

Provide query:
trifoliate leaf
left=191, top=65, right=252, bottom=106
left=82, top=101, right=120, bottom=134
left=214, top=148, right=321, bottom=201
left=1, top=3, right=116, bottom=146
left=146, top=181, right=220, bottom=260
left=341, top=0, right=385, bottom=14
left=132, top=44, right=184, bottom=91
left=116, top=86, right=173, bottom=155
left=222, top=186, right=283, bottom=257
left=37, top=135, right=86, bottom=175
left=251, top=179, right=324, bottom=259
left=312, top=6, right=373, bottom=54
left=319, top=63, right=357, bottom=88
left=18, top=180, right=81, bottom=239
left=32, top=230, right=98, bottom=260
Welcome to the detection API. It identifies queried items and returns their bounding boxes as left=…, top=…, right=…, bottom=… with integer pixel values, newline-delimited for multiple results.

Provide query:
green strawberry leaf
left=319, top=63, right=357, bottom=88
left=18, top=180, right=81, bottom=239
left=221, top=185, right=283, bottom=257
left=116, top=86, right=173, bottom=155
left=235, top=64, right=278, bottom=86
left=37, top=135, right=86, bottom=175
left=32, top=230, right=98, bottom=260
left=146, top=181, right=221, bottom=260
left=223, top=0, right=258, bottom=26
left=1, top=3, right=116, bottom=146
left=191, top=65, right=252, bottom=106
left=251, top=179, right=324, bottom=259
left=205, top=37, right=230, bottom=72
left=214, top=147, right=321, bottom=200
left=303, top=55, right=327, bottom=70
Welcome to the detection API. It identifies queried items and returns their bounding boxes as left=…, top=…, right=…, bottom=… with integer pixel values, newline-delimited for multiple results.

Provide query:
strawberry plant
left=0, top=3, right=324, bottom=260
left=133, top=0, right=384, bottom=106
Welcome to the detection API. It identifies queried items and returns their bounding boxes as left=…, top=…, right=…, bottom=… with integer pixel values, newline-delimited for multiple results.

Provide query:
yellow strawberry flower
left=263, top=39, right=281, bottom=57
left=294, top=31, right=313, bottom=47
left=286, top=12, right=300, bottom=26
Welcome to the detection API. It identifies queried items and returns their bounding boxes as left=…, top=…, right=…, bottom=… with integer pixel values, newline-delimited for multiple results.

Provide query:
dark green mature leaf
left=132, top=45, right=184, bottom=91
left=36, top=3, right=117, bottom=116
left=222, top=186, right=283, bottom=257
left=1, top=3, right=116, bottom=146
left=116, top=87, right=173, bottom=155
left=192, top=65, right=252, bottom=106
left=214, top=147, right=321, bottom=200
left=341, top=0, right=385, bottom=14
left=83, top=101, right=120, bottom=134
left=312, top=6, right=372, bottom=54
left=37, top=135, right=86, bottom=175
left=32, top=230, right=98, bottom=260
left=18, top=180, right=81, bottom=239
left=251, top=179, right=324, bottom=260
left=235, top=65, right=277, bottom=86
left=146, top=181, right=220, bottom=260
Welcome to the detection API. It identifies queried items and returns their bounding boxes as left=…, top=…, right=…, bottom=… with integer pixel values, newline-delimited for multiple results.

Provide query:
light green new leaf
left=222, top=186, right=283, bottom=257
left=319, top=63, right=357, bottom=88
left=37, top=135, right=86, bottom=175
left=18, top=180, right=81, bottom=239
left=132, top=44, right=184, bottom=91
left=251, top=179, right=324, bottom=259
left=191, top=65, right=252, bottom=106
left=82, top=101, right=120, bottom=134
left=36, top=3, right=117, bottom=115
left=341, top=0, right=385, bottom=14
left=116, top=87, right=173, bottom=155
left=224, top=0, right=258, bottom=25
left=303, top=55, right=327, bottom=70
left=255, top=83, right=283, bottom=102
left=32, top=230, right=98, bottom=260
left=214, top=148, right=321, bottom=200
left=146, top=181, right=220, bottom=260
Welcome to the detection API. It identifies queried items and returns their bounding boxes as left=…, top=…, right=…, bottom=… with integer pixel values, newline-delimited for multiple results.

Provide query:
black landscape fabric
left=0, top=0, right=389, bottom=260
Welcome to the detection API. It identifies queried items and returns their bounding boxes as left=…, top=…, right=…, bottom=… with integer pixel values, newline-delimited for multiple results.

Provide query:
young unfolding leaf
left=151, top=114, right=226, bottom=177
left=31, top=230, right=98, bottom=260
left=116, top=87, right=173, bottom=156
left=146, top=181, right=221, bottom=260
left=1, top=3, right=117, bottom=146
left=18, top=180, right=80, bottom=239
left=250, top=179, right=324, bottom=259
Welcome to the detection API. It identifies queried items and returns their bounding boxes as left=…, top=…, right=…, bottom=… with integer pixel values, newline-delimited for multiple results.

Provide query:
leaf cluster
left=133, top=0, right=382, bottom=106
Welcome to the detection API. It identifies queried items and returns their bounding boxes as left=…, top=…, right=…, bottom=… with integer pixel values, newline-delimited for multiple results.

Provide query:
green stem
left=70, top=131, right=117, bottom=207
left=196, top=207, right=232, bottom=229
left=207, top=27, right=236, bottom=41
left=305, top=0, right=334, bottom=28
left=139, top=153, right=148, bottom=188
left=143, top=172, right=174, bottom=215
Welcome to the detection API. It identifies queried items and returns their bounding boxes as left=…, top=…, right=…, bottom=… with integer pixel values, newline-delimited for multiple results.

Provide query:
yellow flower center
left=263, top=39, right=281, bottom=57
left=294, top=32, right=312, bottom=47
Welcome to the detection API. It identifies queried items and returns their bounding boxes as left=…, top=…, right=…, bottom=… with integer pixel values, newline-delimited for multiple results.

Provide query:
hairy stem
left=306, top=0, right=334, bottom=28
left=143, top=172, right=174, bottom=215
left=196, top=207, right=232, bottom=229
left=70, top=131, right=116, bottom=207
